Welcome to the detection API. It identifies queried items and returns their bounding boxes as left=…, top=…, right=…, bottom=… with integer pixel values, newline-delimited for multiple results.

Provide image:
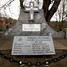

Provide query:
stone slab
left=11, top=36, right=55, bottom=55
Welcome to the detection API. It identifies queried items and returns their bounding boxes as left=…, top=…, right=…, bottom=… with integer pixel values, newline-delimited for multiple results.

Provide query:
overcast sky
left=0, top=0, right=55, bottom=20
left=0, top=0, right=20, bottom=19
left=0, top=0, right=66, bottom=21
left=0, top=0, right=56, bottom=21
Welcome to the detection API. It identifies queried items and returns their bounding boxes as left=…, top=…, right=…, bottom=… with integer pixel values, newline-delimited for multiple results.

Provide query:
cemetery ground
left=0, top=37, right=67, bottom=67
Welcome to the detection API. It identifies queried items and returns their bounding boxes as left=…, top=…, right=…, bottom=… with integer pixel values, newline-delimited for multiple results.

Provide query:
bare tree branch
left=48, top=0, right=61, bottom=23
left=43, top=0, right=61, bottom=24
left=0, top=0, right=15, bottom=10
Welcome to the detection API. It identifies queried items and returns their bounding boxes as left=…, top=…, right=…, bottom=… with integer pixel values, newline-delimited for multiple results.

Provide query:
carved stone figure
left=23, top=0, right=43, bottom=9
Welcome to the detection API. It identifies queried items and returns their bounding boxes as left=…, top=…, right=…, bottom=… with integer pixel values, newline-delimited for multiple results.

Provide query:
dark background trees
left=43, top=0, right=61, bottom=24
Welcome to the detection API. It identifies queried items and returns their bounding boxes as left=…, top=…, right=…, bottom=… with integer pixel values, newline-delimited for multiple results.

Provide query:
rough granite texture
left=4, top=9, right=64, bottom=38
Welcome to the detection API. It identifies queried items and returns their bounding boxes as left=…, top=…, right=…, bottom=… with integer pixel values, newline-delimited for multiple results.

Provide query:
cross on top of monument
left=24, top=0, right=39, bottom=22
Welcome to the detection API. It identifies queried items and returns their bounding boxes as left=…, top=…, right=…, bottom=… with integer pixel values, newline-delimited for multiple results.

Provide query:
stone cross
left=24, top=1, right=39, bottom=21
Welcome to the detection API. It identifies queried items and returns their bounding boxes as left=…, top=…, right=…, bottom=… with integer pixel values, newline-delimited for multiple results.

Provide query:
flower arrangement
left=0, top=17, right=16, bottom=31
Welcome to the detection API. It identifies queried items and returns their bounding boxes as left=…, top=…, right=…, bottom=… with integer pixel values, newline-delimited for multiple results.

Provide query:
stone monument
left=8, top=0, right=55, bottom=55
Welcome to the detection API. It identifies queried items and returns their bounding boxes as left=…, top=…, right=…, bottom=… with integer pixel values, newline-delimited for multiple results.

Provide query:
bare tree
left=54, top=0, right=67, bottom=22
left=20, top=0, right=61, bottom=23
left=53, top=0, right=67, bottom=32
left=0, top=0, right=61, bottom=24
left=43, top=0, right=61, bottom=24
left=62, top=0, right=67, bottom=21
left=0, top=0, right=15, bottom=17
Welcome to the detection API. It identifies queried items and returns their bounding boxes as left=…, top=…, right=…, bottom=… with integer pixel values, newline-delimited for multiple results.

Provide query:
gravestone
left=12, top=36, right=55, bottom=55
left=8, top=0, right=55, bottom=55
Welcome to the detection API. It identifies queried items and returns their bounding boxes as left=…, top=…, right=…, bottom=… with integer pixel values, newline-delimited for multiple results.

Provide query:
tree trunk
left=43, top=0, right=61, bottom=24
left=20, top=0, right=61, bottom=24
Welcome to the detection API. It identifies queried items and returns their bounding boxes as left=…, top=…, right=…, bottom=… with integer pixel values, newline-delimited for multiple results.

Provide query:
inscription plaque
left=22, top=24, right=40, bottom=31
left=12, top=36, right=55, bottom=55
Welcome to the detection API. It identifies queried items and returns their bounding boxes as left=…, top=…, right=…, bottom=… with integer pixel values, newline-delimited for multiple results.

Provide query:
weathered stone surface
left=12, top=36, right=55, bottom=55
left=66, top=28, right=67, bottom=38
left=2, top=9, right=64, bottom=38
left=6, top=9, right=54, bottom=37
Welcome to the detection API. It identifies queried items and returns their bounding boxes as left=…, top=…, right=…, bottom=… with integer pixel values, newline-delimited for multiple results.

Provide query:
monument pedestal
left=3, top=5, right=55, bottom=56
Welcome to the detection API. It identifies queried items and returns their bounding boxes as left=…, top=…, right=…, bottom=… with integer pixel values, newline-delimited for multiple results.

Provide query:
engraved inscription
left=12, top=36, right=55, bottom=55
left=22, top=24, right=40, bottom=31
